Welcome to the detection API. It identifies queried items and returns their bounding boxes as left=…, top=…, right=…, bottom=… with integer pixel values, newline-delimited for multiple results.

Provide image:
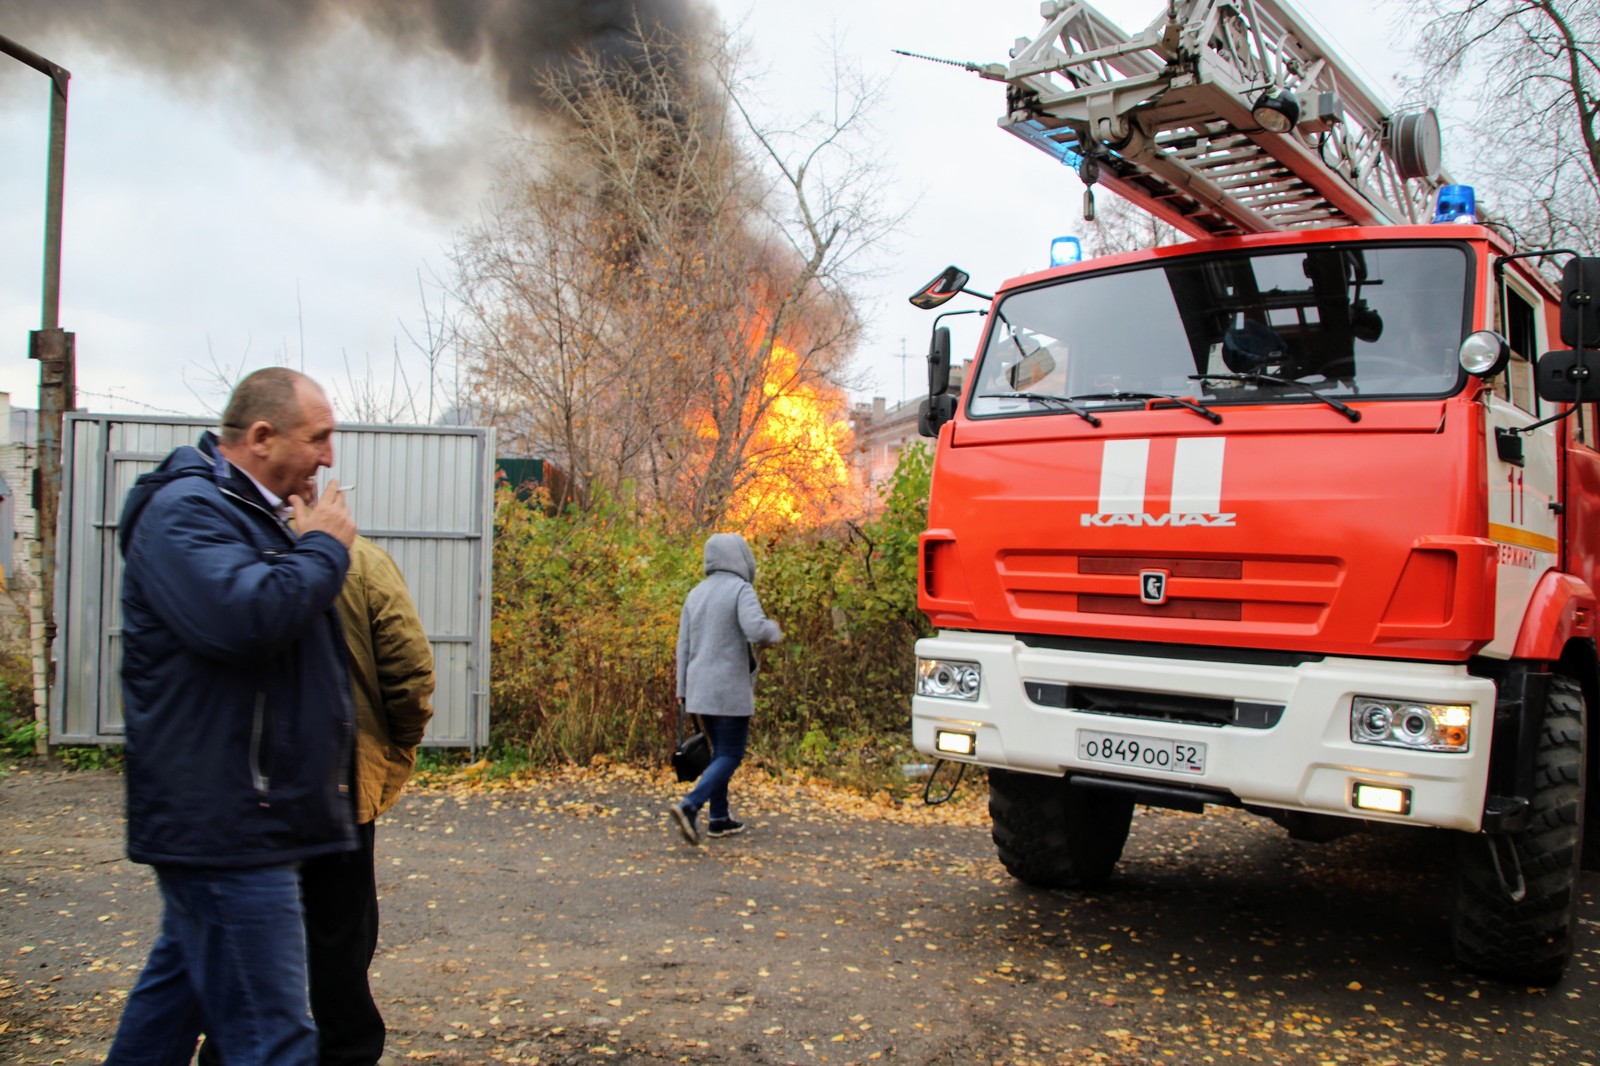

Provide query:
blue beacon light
left=1050, top=235, right=1084, bottom=267
left=1433, top=184, right=1477, bottom=224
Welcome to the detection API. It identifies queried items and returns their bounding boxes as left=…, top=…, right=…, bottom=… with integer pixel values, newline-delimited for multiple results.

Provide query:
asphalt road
left=2, top=765, right=1596, bottom=1065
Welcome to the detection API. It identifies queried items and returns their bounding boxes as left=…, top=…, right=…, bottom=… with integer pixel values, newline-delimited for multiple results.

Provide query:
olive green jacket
left=338, top=536, right=436, bottom=823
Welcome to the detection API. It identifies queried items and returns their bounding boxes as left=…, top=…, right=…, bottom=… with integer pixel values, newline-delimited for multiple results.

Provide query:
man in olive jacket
left=198, top=524, right=435, bottom=1066
left=307, top=531, right=435, bottom=1065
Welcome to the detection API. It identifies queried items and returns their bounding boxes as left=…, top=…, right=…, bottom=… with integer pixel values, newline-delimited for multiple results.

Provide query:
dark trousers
left=303, top=819, right=384, bottom=1066
left=196, top=821, right=382, bottom=1066
left=107, top=863, right=314, bottom=1066
left=682, top=714, right=751, bottom=822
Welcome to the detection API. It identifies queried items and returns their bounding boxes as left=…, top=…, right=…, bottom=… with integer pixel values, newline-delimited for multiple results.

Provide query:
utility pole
left=895, top=337, right=915, bottom=405
left=1, top=33, right=75, bottom=755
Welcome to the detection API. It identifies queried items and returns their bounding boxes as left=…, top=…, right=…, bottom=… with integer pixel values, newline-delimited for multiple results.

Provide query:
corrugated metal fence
left=51, top=414, right=495, bottom=748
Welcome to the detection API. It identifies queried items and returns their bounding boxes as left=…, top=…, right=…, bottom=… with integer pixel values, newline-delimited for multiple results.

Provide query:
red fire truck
left=907, top=0, right=1597, bottom=983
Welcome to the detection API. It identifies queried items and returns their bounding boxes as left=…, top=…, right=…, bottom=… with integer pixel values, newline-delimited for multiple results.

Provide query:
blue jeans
left=682, top=714, right=750, bottom=821
left=105, top=864, right=316, bottom=1066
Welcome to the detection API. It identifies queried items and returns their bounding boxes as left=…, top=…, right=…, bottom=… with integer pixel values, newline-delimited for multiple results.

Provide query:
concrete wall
left=0, top=393, right=38, bottom=587
left=0, top=392, right=45, bottom=749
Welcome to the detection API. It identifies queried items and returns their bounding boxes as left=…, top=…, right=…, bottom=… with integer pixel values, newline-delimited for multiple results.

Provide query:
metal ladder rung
left=1189, top=150, right=1289, bottom=172
left=1215, top=183, right=1305, bottom=203
left=1199, top=157, right=1295, bottom=181
left=1182, top=150, right=1275, bottom=171
left=1262, top=212, right=1341, bottom=229
left=1262, top=199, right=1336, bottom=217
left=1154, top=124, right=1255, bottom=146
left=1238, top=188, right=1325, bottom=210
left=1160, top=135, right=1259, bottom=156
left=1206, top=167, right=1296, bottom=188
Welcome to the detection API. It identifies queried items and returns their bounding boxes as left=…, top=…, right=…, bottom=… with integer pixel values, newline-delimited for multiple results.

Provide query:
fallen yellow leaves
left=412, top=758, right=992, bottom=827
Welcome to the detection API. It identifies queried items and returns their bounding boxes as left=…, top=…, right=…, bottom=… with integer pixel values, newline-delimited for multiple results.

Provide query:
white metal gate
left=51, top=414, right=495, bottom=747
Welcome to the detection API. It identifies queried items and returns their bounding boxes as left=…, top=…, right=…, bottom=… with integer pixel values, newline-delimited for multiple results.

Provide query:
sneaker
left=670, top=802, right=701, bottom=846
left=706, top=818, right=745, bottom=838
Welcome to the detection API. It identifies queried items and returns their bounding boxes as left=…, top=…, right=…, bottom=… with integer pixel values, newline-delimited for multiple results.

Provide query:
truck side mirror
left=910, top=266, right=972, bottom=310
left=1560, top=258, right=1600, bottom=348
left=928, top=327, right=951, bottom=396
left=1007, top=348, right=1057, bottom=390
left=1534, top=349, right=1600, bottom=404
left=918, top=394, right=957, bottom=437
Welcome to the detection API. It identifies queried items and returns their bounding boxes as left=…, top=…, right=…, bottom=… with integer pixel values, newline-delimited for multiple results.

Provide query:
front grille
left=1018, top=633, right=1325, bottom=667
left=1024, top=680, right=1284, bottom=729
left=1079, top=556, right=1243, bottom=579
left=998, top=550, right=1339, bottom=628
left=1077, top=595, right=1242, bottom=620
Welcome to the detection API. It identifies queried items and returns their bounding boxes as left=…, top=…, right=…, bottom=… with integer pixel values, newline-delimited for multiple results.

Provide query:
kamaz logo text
left=1081, top=512, right=1237, bottom=527
left=1086, top=438, right=1233, bottom=529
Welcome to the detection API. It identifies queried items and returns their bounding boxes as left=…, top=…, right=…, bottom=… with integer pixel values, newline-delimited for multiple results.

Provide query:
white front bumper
left=912, top=631, right=1497, bottom=831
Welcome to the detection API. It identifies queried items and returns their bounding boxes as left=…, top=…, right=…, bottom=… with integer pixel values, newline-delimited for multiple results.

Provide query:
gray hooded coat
left=676, top=533, right=783, bottom=718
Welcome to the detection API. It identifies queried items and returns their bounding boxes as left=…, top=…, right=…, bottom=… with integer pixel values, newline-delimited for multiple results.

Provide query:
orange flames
left=719, top=341, right=853, bottom=531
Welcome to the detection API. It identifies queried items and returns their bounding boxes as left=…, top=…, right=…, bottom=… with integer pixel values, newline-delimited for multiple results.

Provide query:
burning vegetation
left=453, top=25, right=884, bottom=530
left=711, top=340, right=854, bottom=533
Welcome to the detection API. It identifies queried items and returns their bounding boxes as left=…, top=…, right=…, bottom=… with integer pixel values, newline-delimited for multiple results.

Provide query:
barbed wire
left=71, top=390, right=197, bottom=417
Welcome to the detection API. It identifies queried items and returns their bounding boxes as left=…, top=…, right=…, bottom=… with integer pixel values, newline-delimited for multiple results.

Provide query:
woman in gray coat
left=671, top=533, right=783, bottom=846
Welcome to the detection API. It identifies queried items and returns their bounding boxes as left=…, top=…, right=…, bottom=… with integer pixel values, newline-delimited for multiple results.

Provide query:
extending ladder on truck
left=953, top=0, right=1453, bottom=238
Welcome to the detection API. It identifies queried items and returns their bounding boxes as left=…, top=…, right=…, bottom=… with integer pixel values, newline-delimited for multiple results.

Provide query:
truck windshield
left=969, top=243, right=1471, bottom=419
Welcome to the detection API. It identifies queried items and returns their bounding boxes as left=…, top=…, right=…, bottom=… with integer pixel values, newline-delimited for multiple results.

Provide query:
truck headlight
left=1350, top=697, right=1470, bottom=752
left=917, top=658, right=981, bottom=700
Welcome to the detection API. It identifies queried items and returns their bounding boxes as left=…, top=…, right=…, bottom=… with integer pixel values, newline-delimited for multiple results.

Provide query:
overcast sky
left=0, top=0, right=1417, bottom=425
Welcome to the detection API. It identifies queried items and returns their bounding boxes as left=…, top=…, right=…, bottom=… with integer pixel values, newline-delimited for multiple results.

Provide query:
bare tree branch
left=1400, top=0, right=1600, bottom=254
left=449, top=23, right=889, bottom=529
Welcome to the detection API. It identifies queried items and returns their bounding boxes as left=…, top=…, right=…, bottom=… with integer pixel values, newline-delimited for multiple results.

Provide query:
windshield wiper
left=979, top=392, right=1102, bottom=427
left=1064, top=390, right=1222, bottom=425
left=1189, top=372, right=1361, bottom=423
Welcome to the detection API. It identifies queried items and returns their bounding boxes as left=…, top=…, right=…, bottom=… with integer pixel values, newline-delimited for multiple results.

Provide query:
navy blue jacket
left=118, top=432, right=356, bottom=867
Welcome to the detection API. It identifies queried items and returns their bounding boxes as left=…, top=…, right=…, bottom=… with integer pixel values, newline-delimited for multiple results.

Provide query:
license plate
left=1077, top=729, right=1207, bottom=775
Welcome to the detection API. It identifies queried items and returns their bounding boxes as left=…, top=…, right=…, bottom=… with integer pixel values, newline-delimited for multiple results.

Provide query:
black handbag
left=671, top=706, right=711, bottom=783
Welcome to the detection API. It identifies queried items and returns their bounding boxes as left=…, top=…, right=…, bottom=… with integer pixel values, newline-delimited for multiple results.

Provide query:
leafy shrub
left=1, top=609, right=123, bottom=773
left=487, top=445, right=934, bottom=791
left=57, top=744, right=123, bottom=772
left=1, top=715, right=37, bottom=763
left=489, top=485, right=696, bottom=766
left=0, top=620, right=37, bottom=770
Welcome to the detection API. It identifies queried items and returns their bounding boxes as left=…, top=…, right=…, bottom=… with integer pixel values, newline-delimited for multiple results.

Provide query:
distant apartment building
left=848, top=362, right=967, bottom=505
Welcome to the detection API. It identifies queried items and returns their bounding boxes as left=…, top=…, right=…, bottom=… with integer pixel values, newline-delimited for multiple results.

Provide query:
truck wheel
left=1451, top=674, right=1587, bottom=985
left=988, top=768, right=1133, bottom=889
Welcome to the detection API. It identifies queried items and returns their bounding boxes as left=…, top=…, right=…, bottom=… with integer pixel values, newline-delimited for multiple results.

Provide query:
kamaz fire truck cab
left=906, top=0, right=1598, bottom=984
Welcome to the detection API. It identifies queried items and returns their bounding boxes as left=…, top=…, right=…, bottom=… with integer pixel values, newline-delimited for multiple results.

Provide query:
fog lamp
left=918, top=658, right=981, bottom=701
left=1350, top=697, right=1471, bottom=752
left=935, top=729, right=977, bottom=756
left=1353, top=782, right=1412, bottom=815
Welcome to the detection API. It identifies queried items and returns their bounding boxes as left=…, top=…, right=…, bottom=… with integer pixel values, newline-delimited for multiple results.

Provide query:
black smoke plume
left=1, top=0, right=712, bottom=210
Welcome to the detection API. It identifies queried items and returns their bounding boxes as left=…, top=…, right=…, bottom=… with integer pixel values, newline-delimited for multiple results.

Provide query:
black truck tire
left=988, top=768, right=1134, bottom=889
left=1451, top=673, right=1587, bottom=985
